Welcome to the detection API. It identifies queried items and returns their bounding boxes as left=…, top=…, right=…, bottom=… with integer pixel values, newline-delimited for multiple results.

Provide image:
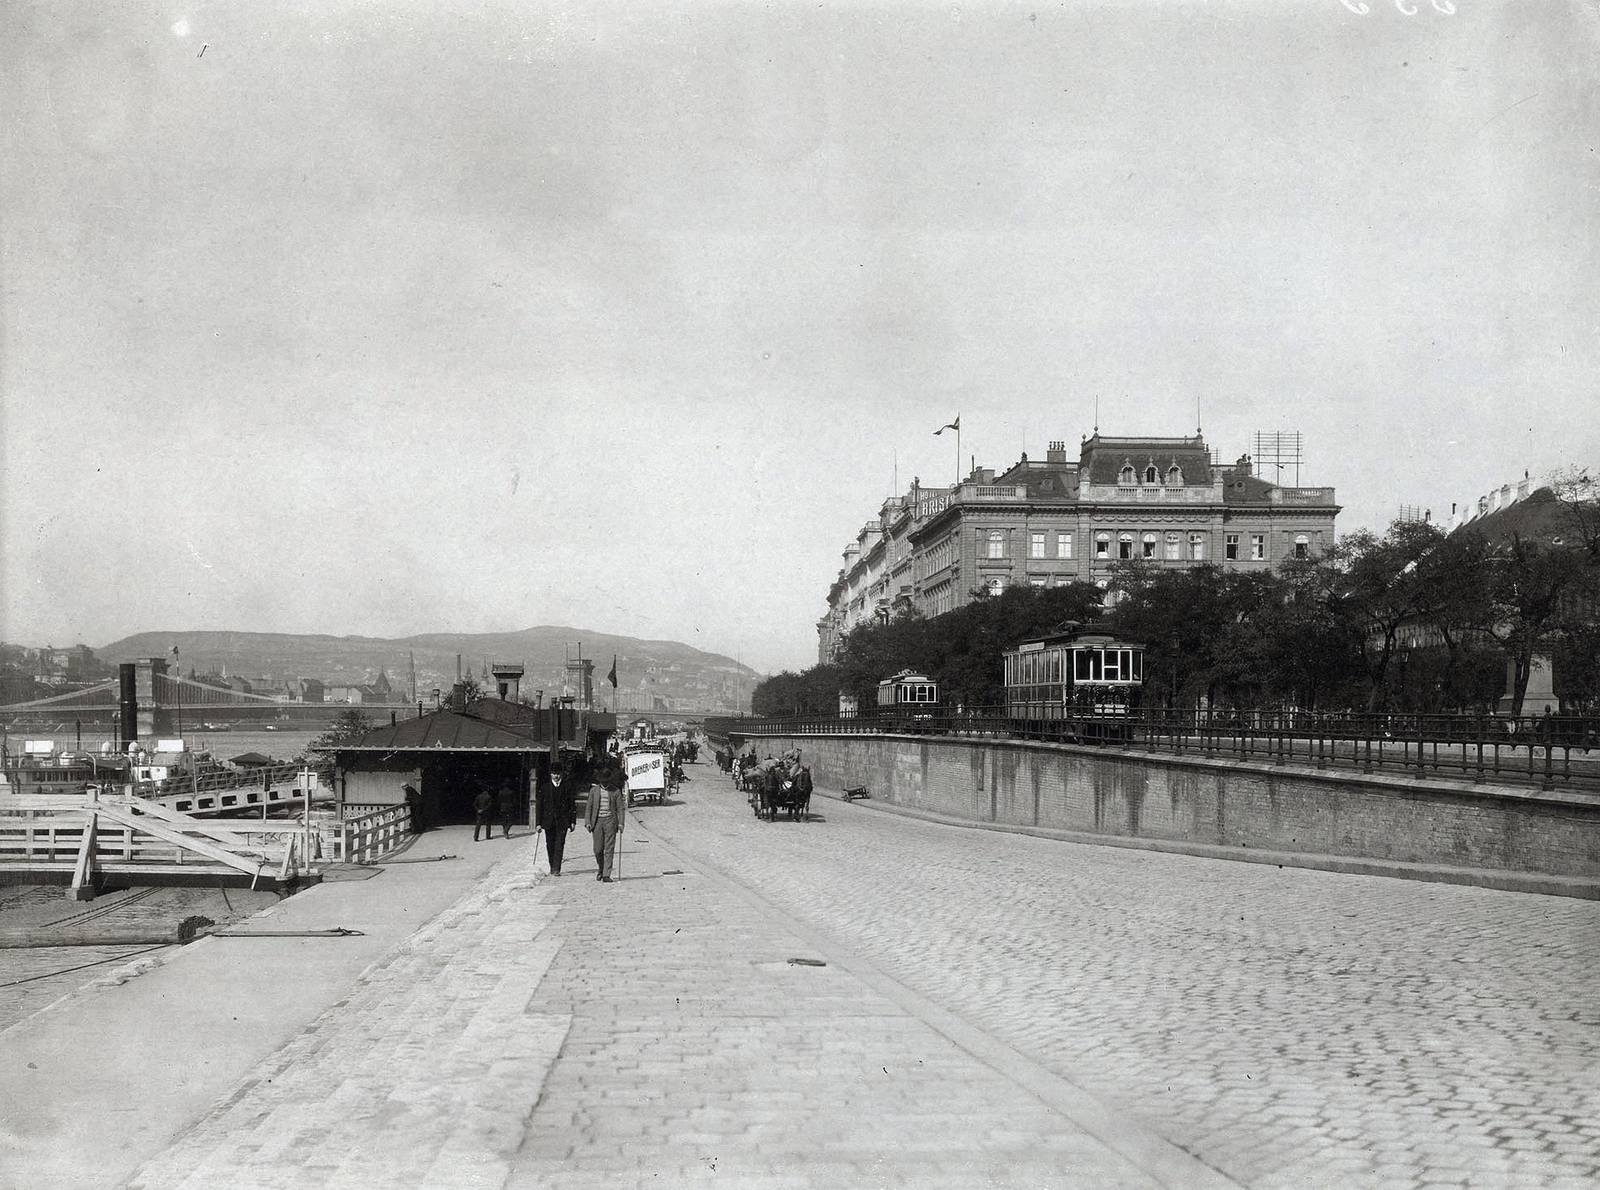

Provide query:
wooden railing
left=333, top=804, right=412, bottom=864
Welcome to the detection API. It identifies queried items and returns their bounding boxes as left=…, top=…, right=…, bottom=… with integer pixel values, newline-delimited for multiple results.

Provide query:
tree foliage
left=311, top=709, right=374, bottom=751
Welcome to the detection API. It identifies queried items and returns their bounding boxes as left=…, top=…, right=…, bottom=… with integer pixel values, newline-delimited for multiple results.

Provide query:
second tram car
left=1002, top=624, right=1144, bottom=741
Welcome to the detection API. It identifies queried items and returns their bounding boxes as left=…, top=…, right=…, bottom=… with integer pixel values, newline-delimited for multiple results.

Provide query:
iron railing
left=727, top=709, right=1600, bottom=794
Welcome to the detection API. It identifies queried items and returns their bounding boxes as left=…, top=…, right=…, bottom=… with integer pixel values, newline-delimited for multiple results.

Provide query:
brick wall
left=760, top=735, right=1600, bottom=878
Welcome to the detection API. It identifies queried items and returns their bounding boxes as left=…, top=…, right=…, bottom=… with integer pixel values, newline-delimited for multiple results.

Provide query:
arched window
left=1167, top=465, right=1183, bottom=486
left=1095, top=531, right=1111, bottom=559
left=1144, top=465, right=1158, bottom=484
left=986, top=575, right=1005, bottom=596
left=1164, top=531, right=1181, bottom=560
left=1294, top=533, right=1310, bottom=560
left=1119, top=464, right=1135, bottom=486
left=1118, top=531, right=1134, bottom=560
left=1142, top=531, right=1158, bottom=558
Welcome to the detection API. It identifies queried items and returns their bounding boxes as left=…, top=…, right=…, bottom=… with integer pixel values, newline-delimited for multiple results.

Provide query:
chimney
left=450, top=681, right=469, bottom=711
left=492, top=661, right=525, bottom=702
left=1046, top=441, right=1067, bottom=464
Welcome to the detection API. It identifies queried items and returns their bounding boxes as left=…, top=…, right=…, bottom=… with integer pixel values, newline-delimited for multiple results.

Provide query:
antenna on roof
left=1094, top=395, right=1099, bottom=433
left=1197, top=394, right=1202, bottom=435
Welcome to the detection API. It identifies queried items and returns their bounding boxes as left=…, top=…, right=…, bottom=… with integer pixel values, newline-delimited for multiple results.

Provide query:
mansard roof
left=1079, top=434, right=1214, bottom=486
left=1221, top=472, right=1277, bottom=504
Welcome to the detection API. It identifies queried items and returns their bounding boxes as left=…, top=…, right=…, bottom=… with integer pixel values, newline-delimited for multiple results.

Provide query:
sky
left=3, top=0, right=1597, bottom=674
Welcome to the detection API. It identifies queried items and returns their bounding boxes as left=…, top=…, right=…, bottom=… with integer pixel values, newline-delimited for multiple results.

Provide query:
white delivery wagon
left=624, top=746, right=671, bottom=805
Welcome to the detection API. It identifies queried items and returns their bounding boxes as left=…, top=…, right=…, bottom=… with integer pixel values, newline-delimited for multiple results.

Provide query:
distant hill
left=96, top=627, right=759, bottom=713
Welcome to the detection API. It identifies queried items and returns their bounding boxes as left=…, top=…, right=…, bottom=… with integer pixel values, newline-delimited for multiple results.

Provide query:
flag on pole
left=935, top=416, right=960, bottom=435
left=607, top=656, right=618, bottom=688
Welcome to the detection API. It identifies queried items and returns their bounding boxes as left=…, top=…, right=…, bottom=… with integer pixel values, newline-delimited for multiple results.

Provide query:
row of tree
left=755, top=471, right=1600, bottom=717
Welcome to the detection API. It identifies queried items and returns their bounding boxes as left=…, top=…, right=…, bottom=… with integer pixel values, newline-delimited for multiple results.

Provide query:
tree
left=311, top=709, right=373, bottom=751
left=1322, top=521, right=1449, bottom=711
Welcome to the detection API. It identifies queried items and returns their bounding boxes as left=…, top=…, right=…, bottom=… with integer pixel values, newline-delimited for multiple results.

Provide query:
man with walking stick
left=536, top=763, right=576, bottom=876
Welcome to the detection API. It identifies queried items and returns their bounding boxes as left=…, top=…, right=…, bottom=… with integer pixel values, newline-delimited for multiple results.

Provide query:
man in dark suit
left=536, top=766, right=577, bottom=876
left=585, top=767, right=626, bottom=882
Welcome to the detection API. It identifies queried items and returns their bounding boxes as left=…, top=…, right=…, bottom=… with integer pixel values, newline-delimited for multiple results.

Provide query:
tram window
left=1132, top=651, right=1143, bottom=680
left=1103, top=651, right=1120, bottom=680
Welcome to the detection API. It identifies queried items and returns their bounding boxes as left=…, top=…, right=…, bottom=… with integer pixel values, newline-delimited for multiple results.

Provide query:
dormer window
left=1118, top=464, right=1136, bottom=486
left=1144, top=465, right=1158, bottom=484
left=1167, top=465, right=1183, bottom=486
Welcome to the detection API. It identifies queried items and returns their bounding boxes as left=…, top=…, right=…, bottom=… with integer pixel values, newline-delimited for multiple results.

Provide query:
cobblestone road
left=639, top=767, right=1600, bottom=1190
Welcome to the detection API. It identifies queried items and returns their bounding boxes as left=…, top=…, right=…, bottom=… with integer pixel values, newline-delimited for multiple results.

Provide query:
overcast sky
left=3, top=0, right=1596, bottom=674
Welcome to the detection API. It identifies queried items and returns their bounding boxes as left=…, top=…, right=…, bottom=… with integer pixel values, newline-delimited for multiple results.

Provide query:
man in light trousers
left=585, top=769, right=626, bottom=882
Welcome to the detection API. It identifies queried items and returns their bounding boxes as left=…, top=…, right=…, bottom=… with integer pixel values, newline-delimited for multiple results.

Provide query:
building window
left=1118, top=465, right=1135, bottom=486
left=1226, top=533, right=1239, bottom=560
left=1251, top=534, right=1266, bottom=561
left=1142, top=532, right=1157, bottom=558
left=1164, top=531, right=1180, bottom=561
left=1057, top=532, right=1073, bottom=559
left=986, top=575, right=1005, bottom=596
left=1189, top=533, right=1205, bottom=561
left=1030, top=532, right=1045, bottom=558
left=1096, top=532, right=1111, bottom=559
left=1294, top=533, right=1310, bottom=560
left=1029, top=576, right=1048, bottom=587
left=1118, top=532, right=1134, bottom=560
left=987, top=530, right=1005, bottom=559
left=1167, top=465, right=1183, bottom=485
left=1144, top=465, right=1158, bottom=484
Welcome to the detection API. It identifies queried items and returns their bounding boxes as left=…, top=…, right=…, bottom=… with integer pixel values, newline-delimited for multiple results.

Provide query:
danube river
left=2, top=725, right=327, bottom=763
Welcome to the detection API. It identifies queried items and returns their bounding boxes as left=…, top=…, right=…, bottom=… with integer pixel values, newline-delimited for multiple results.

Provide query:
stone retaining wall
left=755, top=734, right=1600, bottom=878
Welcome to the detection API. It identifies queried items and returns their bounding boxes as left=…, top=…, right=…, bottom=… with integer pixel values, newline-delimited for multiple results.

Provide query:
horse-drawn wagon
left=742, top=757, right=813, bottom=822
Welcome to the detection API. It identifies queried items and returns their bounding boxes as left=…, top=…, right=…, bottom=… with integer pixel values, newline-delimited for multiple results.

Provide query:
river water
left=2, top=726, right=327, bottom=765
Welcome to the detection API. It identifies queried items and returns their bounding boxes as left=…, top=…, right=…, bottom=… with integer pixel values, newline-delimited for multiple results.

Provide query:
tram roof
left=1006, top=624, right=1144, bottom=652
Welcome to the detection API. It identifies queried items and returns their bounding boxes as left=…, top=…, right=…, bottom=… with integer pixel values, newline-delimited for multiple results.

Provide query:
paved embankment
left=0, top=829, right=511, bottom=1190
left=5, top=761, right=1596, bottom=1189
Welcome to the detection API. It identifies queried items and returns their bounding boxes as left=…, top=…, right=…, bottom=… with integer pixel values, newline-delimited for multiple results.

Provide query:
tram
left=1001, top=624, right=1144, bottom=742
left=876, top=670, right=940, bottom=713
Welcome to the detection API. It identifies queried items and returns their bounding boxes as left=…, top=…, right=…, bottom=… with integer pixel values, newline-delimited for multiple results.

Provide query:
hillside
left=96, top=627, right=758, bottom=713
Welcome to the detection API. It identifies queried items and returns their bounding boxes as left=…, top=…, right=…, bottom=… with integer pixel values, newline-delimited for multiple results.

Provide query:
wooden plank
left=68, top=812, right=98, bottom=901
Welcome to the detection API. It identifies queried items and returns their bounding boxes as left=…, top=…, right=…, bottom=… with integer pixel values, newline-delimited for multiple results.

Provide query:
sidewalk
left=2, top=815, right=1235, bottom=1189
left=0, top=827, right=514, bottom=1190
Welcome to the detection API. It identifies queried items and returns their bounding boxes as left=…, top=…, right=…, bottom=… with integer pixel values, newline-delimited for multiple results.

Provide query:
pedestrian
left=585, top=765, right=626, bottom=882
left=403, top=783, right=424, bottom=833
left=497, top=783, right=517, bottom=838
left=536, top=765, right=577, bottom=875
left=473, top=786, right=494, bottom=841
